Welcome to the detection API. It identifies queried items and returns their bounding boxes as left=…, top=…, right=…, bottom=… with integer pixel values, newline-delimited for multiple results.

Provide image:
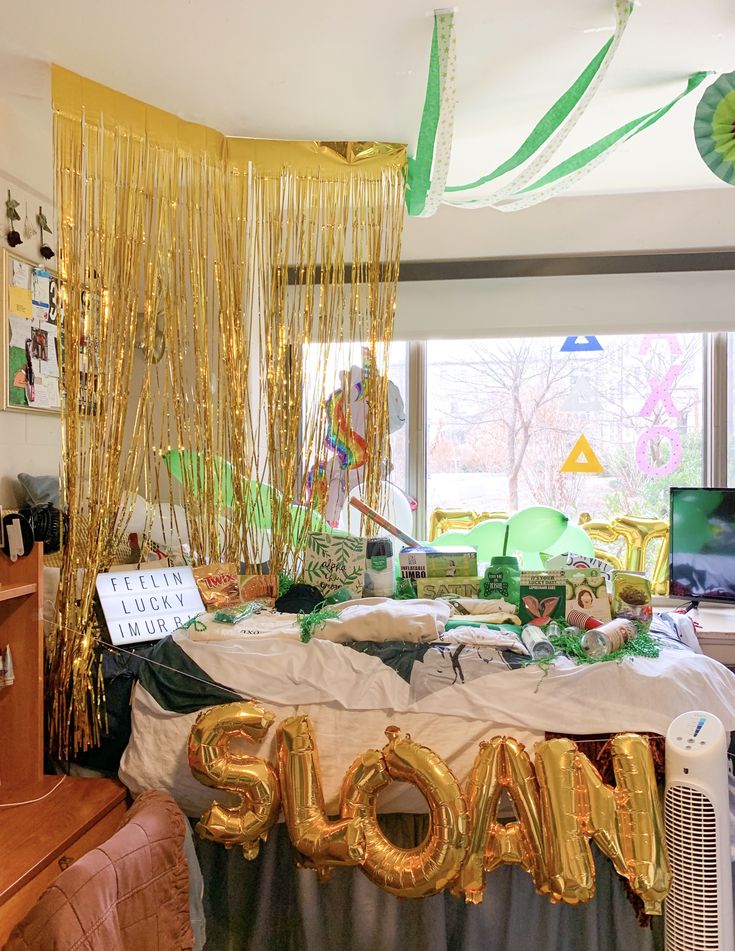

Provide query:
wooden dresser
left=0, top=777, right=128, bottom=945
left=0, top=544, right=128, bottom=943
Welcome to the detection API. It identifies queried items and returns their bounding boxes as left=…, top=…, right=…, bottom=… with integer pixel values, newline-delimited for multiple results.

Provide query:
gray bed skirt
left=192, top=816, right=663, bottom=951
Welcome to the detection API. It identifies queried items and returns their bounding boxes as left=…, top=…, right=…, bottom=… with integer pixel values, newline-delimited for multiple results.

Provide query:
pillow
left=17, top=472, right=59, bottom=507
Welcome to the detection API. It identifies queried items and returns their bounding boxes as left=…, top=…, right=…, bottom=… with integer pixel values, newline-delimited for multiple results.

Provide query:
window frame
left=406, top=331, right=728, bottom=534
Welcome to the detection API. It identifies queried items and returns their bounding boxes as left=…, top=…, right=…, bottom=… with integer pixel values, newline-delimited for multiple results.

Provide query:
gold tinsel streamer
left=49, top=67, right=405, bottom=756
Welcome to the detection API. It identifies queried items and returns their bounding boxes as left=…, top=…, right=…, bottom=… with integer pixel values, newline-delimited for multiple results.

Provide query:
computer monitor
left=669, top=487, right=735, bottom=604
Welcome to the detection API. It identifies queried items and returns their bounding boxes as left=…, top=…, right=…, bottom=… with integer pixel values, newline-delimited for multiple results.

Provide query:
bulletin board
left=1, top=248, right=60, bottom=414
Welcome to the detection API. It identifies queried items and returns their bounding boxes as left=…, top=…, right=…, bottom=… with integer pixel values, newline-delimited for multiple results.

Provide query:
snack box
left=415, top=576, right=483, bottom=599
left=399, top=546, right=478, bottom=580
left=545, top=551, right=615, bottom=585
left=240, top=573, right=279, bottom=604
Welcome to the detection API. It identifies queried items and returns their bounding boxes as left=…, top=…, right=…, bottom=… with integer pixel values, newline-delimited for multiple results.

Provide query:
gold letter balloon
left=455, top=736, right=548, bottom=904
left=534, top=734, right=670, bottom=911
left=187, top=700, right=281, bottom=859
left=188, top=706, right=670, bottom=910
left=276, top=715, right=365, bottom=880
left=340, top=726, right=469, bottom=898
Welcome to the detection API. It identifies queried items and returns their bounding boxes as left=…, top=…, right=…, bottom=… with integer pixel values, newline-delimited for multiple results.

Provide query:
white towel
left=446, top=598, right=521, bottom=625
left=314, top=597, right=452, bottom=643
left=439, top=625, right=529, bottom=654
left=186, top=610, right=301, bottom=642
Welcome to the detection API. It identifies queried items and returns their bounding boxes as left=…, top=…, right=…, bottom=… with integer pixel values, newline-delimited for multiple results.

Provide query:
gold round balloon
left=187, top=700, right=281, bottom=859
left=340, top=726, right=470, bottom=899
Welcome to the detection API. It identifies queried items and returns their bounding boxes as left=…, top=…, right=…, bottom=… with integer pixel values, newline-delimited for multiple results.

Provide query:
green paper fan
left=694, top=71, right=735, bottom=184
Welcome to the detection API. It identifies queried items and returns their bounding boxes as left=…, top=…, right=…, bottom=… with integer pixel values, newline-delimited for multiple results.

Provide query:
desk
left=0, top=776, right=127, bottom=944
left=681, top=604, right=735, bottom=667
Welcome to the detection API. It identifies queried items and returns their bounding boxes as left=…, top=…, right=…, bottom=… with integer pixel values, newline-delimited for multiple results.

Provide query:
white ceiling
left=2, top=0, right=734, bottom=196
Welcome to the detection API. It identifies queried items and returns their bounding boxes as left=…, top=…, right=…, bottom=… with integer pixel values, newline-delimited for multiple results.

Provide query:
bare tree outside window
left=427, top=335, right=703, bottom=521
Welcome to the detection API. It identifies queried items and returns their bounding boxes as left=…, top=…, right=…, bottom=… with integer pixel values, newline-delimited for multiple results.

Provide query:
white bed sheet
left=119, top=622, right=735, bottom=817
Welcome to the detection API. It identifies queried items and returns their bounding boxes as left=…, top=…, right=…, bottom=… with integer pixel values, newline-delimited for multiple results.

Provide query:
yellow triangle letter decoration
left=560, top=434, right=604, bottom=474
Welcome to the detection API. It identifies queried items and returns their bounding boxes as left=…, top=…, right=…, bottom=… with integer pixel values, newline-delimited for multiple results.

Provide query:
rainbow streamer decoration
left=305, top=459, right=329, bottom=506
left=325, top=387, right=367, bottom=470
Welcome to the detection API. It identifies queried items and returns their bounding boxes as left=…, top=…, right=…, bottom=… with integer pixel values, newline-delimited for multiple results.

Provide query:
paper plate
left=694, top=71, right=735, bottom=185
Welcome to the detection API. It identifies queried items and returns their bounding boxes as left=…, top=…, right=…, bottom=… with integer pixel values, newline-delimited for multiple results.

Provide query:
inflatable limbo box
left=399, top=546, right=478, bottom=580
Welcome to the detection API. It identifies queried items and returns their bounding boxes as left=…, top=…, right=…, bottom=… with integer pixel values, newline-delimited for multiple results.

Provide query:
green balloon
left=507, top=506, right=568, bottom=552
left=433, top=521, right=509, bottom=563
left=432, top=530, right=475, bottom=549
left=288, top=505, right=329, bottom=542
left=164, top=450, right=238, bottom=508
left=164, top=450, right=281, bottom=529
left=522, top=524, right=595, bottom=571
left=469, top=520, right=509, bottom=562
left=672, top=507, right=710, bottom=554
left=521, top=551, right=545, bottom=571
left=543, top=523, right=595, bottom=559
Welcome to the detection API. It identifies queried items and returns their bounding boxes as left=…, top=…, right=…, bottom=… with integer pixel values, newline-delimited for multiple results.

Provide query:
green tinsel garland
left=278, top=572, right=294, bottom=597
left=297, top=607, right=339, bottom=644
left=546, top=622, right=660, bottom=666
left=394, top=578, right=417, bottom=600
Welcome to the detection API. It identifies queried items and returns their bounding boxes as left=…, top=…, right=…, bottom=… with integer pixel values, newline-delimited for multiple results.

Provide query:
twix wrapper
left=192, top=562, right=241, bottom=610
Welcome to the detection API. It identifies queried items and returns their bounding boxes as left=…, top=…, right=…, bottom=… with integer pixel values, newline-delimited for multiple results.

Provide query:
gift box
left=518, top=570, right=567, bottom=626
left=563, top=567, right=610, bottom=624
left=303, top=532, right=367, bottom=598
left=399, top=546, right=477, bottom=580
left=415, top=576, right=483, bottom=599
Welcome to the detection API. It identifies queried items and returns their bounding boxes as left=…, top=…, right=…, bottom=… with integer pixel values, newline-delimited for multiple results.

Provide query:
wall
left=0, top=56, right=57, bottom=507
left=400, top=187, right=735, bottom=260
left=397, top=186, right=735, bottom=339
left=1, top=53, right=734, bottom=500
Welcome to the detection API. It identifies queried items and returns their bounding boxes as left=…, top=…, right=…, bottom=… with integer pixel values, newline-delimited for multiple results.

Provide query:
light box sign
left=96, top=566, right=205, bottom=645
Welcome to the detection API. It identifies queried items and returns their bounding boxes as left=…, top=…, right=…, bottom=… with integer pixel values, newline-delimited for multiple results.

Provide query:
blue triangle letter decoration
left=560, top=336, right=603, bottom=353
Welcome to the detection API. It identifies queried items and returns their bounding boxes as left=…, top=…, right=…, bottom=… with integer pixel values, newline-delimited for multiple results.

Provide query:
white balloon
left=148, top=503, right=191, bottom=548
left=338, top=481, right=413, bottom=537
left=123, top=493, right=150, bottom=536
left=249, top=527, right=271, bottom=566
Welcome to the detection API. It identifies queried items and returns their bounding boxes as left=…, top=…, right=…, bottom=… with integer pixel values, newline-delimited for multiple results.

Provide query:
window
left=426, top=333, right=704, bottom=523
left=302, top=341, right=409, bottom=526
left=303, top=332, right=726, bottom=536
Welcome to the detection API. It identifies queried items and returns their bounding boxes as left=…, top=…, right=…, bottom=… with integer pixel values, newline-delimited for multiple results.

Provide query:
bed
left=117, top=609, right=735, bottom=951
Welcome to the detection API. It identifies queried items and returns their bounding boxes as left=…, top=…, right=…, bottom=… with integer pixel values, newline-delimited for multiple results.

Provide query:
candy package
left=611, top=571, right=652, bottom=629
left=192, top=562, right=241, bottom=610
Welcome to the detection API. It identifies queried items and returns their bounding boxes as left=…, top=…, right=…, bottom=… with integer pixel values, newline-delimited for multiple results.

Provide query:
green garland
left=297, top=607, right=339, bottom=644
left=394, top=577, right=417, bottom=599
left=278, top=572, right=294, bottom=597
left=546, top=622, right=660, bottom=666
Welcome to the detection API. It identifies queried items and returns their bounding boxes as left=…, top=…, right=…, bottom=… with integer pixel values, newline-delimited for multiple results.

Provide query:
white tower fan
left=664, top=710, right=734, bottom=951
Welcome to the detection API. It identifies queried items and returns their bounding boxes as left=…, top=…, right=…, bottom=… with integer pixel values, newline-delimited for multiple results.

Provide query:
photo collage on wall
left=4, top=252, right=60, bottom=412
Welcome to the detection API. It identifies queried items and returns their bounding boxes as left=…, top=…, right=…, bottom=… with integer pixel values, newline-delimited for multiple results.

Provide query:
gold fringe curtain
left=49, top=67, right=405, bottom=756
